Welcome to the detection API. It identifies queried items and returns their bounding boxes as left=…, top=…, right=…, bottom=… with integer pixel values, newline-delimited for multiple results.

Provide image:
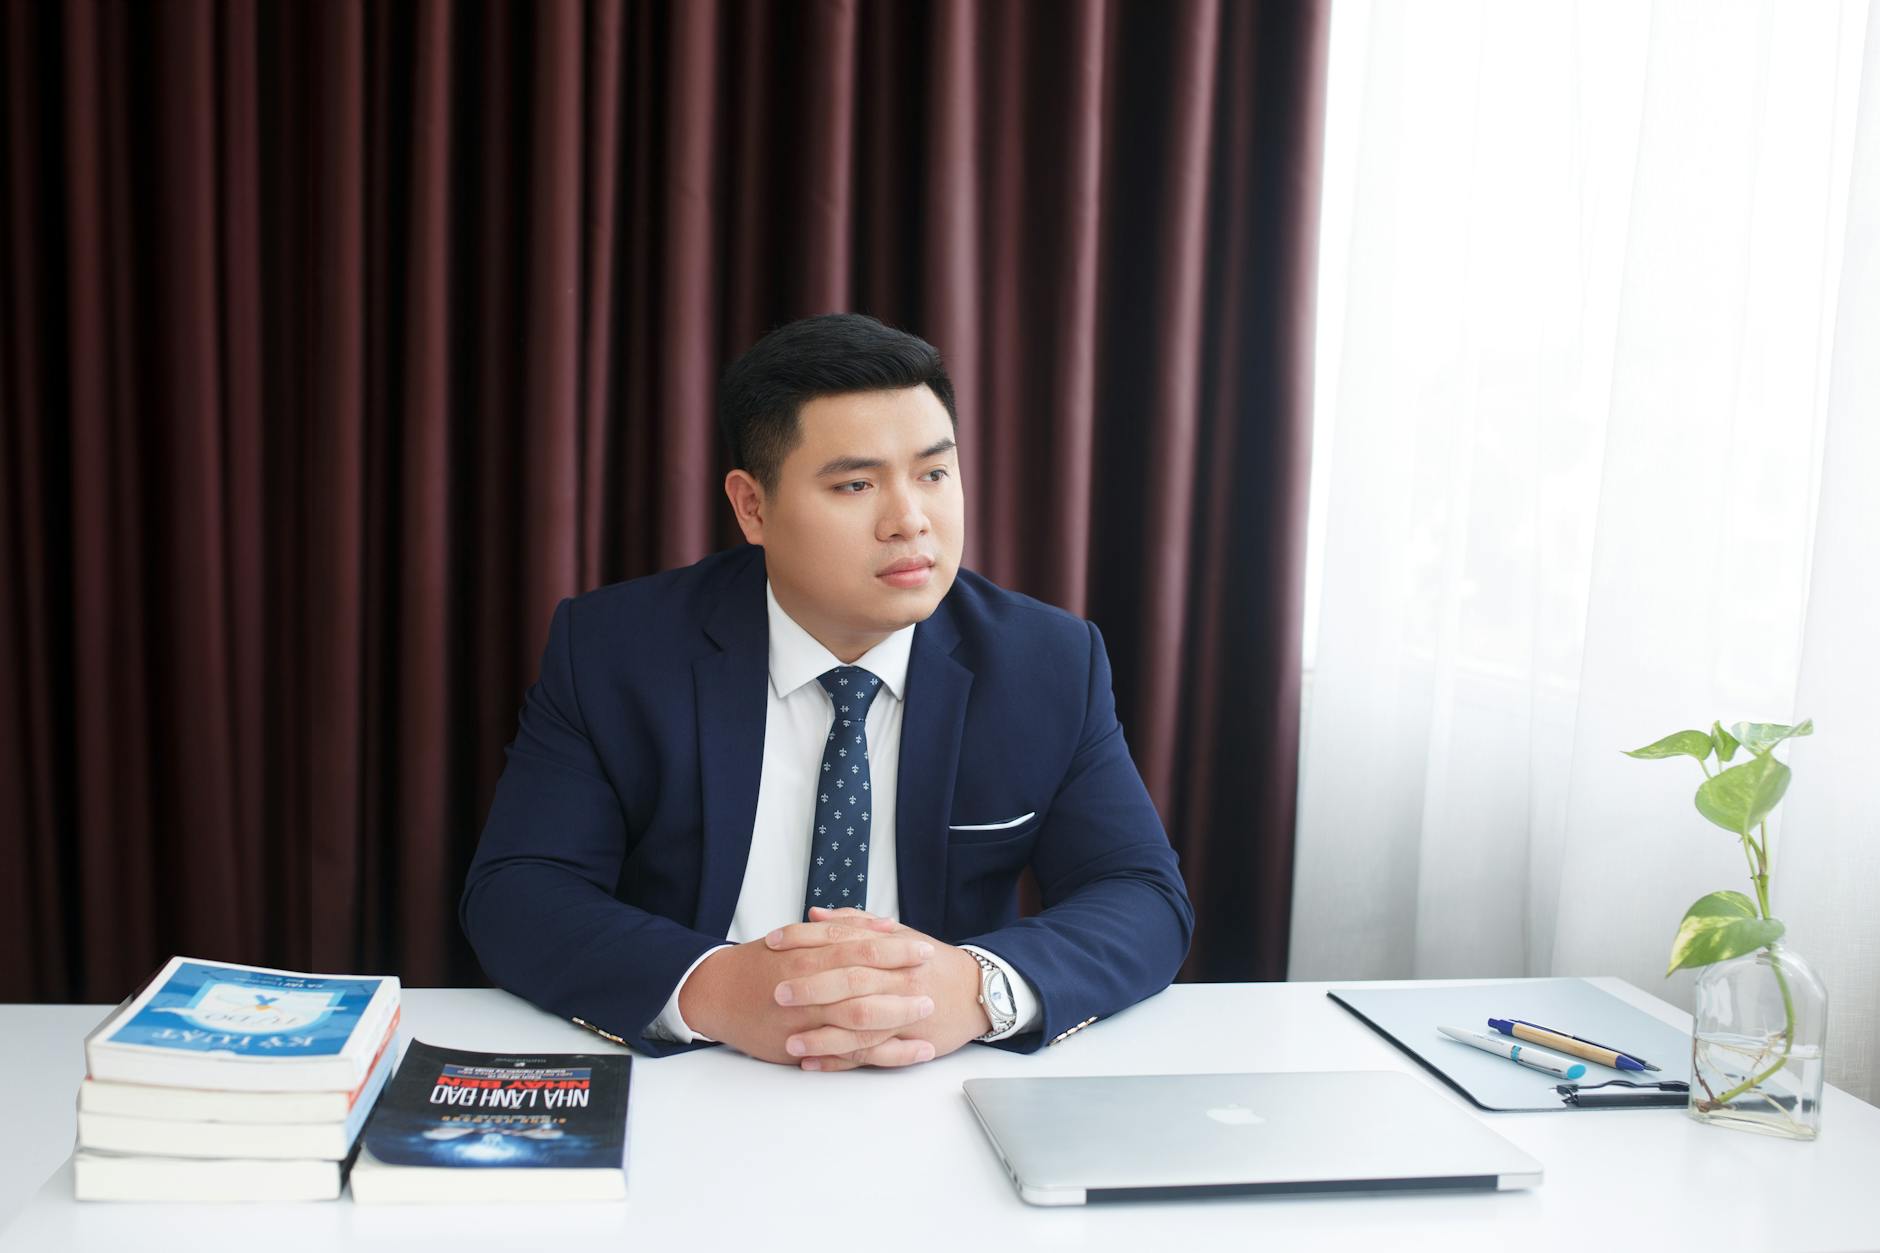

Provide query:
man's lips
left=877, top=557, right=936, bottom=589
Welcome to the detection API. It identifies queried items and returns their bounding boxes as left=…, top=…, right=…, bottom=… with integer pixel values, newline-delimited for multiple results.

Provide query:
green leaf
left=1666, top=891, right=1785, bottom=975
left=1693, top=752, right=1791, bottom=836
left=1711, top=721, right=1739, bottom=763
left=1728, top=718, right=1814, bottom=757
left=1622, top=729, right=1714, bottom=763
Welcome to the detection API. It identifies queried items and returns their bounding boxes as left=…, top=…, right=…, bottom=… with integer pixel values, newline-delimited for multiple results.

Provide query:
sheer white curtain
left=1293, top=0, right=1879, bottom=1101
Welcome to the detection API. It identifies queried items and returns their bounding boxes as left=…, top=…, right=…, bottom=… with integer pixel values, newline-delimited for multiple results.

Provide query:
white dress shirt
left=651, top=581, right=1040, bottom=1045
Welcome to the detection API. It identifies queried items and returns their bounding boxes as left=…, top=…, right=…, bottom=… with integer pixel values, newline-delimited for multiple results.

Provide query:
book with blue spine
left=85, top=956, right=402, bottom=1092
left=78, top=1005, right=398, bottom=1121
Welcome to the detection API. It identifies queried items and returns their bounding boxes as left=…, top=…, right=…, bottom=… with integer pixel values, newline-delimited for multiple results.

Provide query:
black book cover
left=363, top=1040, right=630, bottom=1170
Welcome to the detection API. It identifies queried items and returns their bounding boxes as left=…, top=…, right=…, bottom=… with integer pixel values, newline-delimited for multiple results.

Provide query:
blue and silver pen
left=1487, top=1018, right=1660, bottom=1073
left=1439, top=1025, right=1586, bottom=1080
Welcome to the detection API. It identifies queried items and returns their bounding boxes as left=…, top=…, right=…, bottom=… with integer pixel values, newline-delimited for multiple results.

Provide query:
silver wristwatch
left=970, top=950, right=1017, bottom=1041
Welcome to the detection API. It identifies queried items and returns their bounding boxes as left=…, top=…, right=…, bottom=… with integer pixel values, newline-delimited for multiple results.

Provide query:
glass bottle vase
left=1688, top=941, right=1828, bottom=1139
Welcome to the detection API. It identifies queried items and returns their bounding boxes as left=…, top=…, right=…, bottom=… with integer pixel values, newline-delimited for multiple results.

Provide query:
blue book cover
left=364, top=1041, right=631, bottom=1171
left=105, top=960, right=387, bottom=1058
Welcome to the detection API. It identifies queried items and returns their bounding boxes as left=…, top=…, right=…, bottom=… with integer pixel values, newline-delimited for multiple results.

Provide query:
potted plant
left=1625, top=718, right=1827, bottom=1139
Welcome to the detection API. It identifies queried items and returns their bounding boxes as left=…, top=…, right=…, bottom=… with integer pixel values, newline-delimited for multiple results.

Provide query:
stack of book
left=74, top=956, right=401, bottom=1202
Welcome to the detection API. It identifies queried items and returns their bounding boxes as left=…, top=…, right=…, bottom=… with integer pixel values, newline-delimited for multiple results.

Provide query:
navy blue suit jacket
left=461, top=544, right=1193, bottom=1056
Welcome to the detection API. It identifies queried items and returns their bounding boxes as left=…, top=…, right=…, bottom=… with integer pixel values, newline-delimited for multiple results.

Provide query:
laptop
left=961, top=1070, right=1543, bottom=1206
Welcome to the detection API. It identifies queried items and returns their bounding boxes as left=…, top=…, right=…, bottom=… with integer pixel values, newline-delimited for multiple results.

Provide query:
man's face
left=729, top=385, right=964, bottom=659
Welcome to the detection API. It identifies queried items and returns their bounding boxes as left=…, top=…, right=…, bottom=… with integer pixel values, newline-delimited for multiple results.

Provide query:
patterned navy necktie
left=804, top=665, right=884, bottom=919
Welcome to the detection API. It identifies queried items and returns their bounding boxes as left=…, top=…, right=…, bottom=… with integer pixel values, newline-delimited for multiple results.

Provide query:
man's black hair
left=717, top=313, right=958, bottom=491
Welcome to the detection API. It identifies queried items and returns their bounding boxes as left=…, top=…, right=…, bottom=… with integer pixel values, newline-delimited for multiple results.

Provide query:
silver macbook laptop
left=962, top=1071, right=1543, bottom=1206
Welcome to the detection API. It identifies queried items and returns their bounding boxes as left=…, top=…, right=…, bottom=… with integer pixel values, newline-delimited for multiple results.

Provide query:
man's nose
left=878, top=483, right=930, bottom=539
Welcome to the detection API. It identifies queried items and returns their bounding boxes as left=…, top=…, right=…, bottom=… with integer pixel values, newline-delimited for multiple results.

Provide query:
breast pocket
left=946, top=810, right=1040, bottom=846
left=943, top=809, right=1041, bottom=935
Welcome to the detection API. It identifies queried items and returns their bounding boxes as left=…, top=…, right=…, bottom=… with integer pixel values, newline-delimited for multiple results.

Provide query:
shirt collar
left=766, top=580, right=914, bottom=702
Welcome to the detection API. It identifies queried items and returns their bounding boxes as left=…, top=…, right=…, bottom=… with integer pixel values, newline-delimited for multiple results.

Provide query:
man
left=462, top=313, right=1192, bottom=1068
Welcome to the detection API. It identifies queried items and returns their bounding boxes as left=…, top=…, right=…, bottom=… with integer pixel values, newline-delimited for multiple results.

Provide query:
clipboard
left=1329, top=978, right=1693, bottom=1112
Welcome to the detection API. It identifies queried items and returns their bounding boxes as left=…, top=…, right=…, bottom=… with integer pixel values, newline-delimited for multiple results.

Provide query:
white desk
left=4, top=979, right=1877, bottom=1251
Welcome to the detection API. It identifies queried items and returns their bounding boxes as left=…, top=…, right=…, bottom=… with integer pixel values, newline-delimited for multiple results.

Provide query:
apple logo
left=1206, top=1104, right=1265, bottom=1126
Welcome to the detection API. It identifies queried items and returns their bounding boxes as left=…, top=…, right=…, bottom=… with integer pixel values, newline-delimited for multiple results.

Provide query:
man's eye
left=923, top=468, right=950, bottom=482
left=836, top=481, right=869, bottom=493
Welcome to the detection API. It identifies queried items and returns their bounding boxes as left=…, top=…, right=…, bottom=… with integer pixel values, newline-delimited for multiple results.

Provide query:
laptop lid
left=961, top=1070, right=1543, bottom=1207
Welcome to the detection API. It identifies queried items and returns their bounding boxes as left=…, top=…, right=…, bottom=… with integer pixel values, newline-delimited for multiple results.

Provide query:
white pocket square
left=948, top=811, right=1037, bottom=832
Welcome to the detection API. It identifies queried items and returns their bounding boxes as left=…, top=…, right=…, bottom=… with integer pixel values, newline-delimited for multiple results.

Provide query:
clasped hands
left=678, top=906, right=991, bottom=1071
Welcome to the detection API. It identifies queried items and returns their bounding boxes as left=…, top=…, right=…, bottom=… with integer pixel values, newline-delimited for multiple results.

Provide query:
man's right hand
left=677, top=919, right=939, bottom=1067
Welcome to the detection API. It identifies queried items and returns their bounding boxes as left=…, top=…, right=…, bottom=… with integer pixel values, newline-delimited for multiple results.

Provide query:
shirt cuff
left=958, top=945, right=1041, bottom=1041
left=650, top=944, right=734, bottom=1044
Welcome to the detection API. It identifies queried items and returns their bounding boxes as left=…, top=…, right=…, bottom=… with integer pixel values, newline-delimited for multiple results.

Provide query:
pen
left=1487, top=1018, right=1660, bottom=1073
left=1438, top=1025, right=1587, bottom=1080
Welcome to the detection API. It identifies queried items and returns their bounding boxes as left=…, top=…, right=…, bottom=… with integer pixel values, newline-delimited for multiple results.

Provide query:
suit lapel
left=896, top=602, right=972, bottom=937
left=693, top=549, right=769, bottom=937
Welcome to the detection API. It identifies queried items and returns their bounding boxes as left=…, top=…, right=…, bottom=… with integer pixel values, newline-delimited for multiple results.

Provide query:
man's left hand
left=765, top=907, right=992, bottom=1070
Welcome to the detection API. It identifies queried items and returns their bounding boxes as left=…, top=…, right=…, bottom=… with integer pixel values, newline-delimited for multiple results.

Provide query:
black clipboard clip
left=1556, top=1078, right=1690, bottom=1108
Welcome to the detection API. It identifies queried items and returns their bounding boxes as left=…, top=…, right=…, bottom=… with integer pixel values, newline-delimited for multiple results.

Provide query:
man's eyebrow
left=813, top=453, right=888, bottom=478
left=812, top=438, right=958, bottom=478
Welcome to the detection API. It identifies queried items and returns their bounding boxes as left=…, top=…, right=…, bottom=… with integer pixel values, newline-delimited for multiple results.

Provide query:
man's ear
left=724, top=469, right=767, bottom=545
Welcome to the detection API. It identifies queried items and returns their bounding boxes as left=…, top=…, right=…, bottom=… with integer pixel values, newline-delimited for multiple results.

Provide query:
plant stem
left=1707, top=946, right=1798, bottom=1110
left=1738, top=833, right=1760, bottom=888
left=1750, top=820, right=1773, bottom=922
left=1705, top=824, right=1797, bottom=1113
left=1760, top=819, right=1773, bottom=911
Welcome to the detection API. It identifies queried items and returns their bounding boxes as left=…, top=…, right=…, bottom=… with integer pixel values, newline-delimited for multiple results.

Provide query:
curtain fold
left=0, top=0, right=1327, bottom=1000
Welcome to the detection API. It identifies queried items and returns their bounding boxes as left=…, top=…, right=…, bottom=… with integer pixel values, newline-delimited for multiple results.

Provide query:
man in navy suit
left=462, top=314, right=1193, bottom=1068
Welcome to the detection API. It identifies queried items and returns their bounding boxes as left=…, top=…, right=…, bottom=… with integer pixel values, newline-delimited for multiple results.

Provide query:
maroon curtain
left=0, top=0, right=1327, bottom=1000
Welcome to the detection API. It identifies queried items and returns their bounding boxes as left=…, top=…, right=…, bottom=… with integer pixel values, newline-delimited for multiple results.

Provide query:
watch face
left=988, top=971, right=1015, bottom=1018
